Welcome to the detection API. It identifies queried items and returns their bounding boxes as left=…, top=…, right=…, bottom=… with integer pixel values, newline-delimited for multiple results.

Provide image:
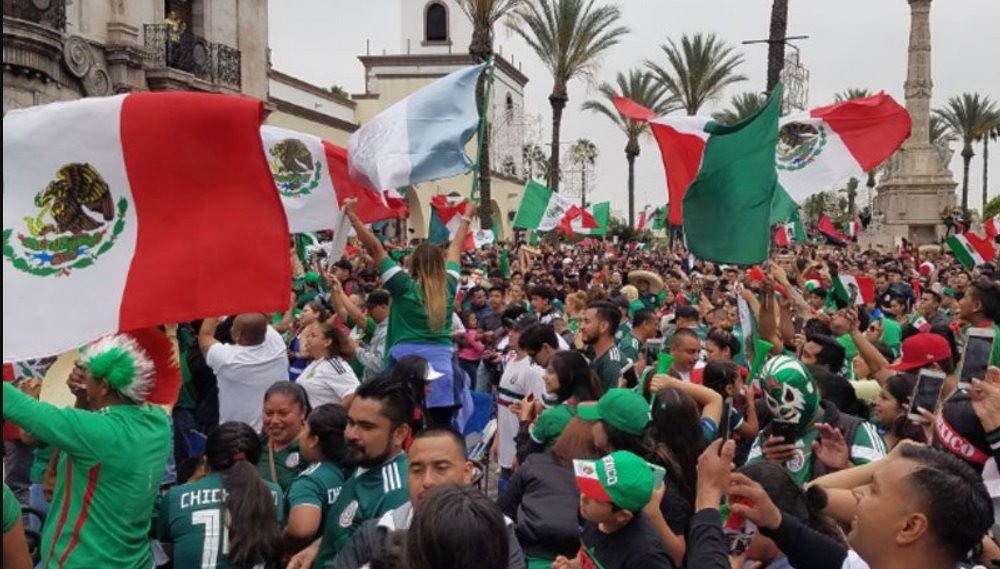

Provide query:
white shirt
left=297, top=357, right=360, bottom=407
left=496, top=354, right=546, bottom=469
left=206, top=326, right=288, bottom=431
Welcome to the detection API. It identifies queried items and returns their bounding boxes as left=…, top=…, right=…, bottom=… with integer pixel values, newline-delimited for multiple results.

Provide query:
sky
left=269, top=0, right=1000, bottom=215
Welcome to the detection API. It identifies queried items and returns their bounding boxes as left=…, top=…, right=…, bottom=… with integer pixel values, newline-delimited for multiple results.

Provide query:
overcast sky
left=270, top=0, right=999, bottom=214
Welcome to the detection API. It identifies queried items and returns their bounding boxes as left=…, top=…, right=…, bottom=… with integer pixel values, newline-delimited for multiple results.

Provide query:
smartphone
left=621, top=362, right=638, bottom=388
left=908, top=369, right=946, bottom=422
left=958, top=328, right=996, bottom=388
left=792, top=316, right=805, bottom=336
left=719, top=397, right=733, bottom=442
left=770, top=420, right=798, bottom=443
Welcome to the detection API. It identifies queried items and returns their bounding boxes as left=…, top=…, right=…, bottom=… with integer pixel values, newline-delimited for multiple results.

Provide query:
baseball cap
left=889, top=333, right=952, bottom=371
left=573, top=451, right=655, bottom=513
left=504, top=313, right=539, bottom=331
left=577, top=389, right=651, bottom=436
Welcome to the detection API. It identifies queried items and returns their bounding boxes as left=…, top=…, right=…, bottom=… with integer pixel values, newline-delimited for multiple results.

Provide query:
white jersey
left=496, top=354, right=545, bottom=469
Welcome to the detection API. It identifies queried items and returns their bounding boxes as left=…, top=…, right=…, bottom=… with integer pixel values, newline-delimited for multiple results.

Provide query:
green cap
left=577, top=388, right=651, bottom=436
left=573, top=450, right=655, bottom=512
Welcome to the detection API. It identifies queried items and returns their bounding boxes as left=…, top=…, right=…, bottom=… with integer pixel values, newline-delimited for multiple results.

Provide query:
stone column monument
left=867, top=0, right=956, bottom=247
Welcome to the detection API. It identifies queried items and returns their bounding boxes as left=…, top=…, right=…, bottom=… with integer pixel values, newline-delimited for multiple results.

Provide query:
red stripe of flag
left=58, top=464, right=102, bottom=566
left=809, top=93, right=911, bottom=171
left=649, top=123, right=707, bottom=226
left=324, top=141, right=403, bottom=223
left=118, top=92, right=290, bottom=330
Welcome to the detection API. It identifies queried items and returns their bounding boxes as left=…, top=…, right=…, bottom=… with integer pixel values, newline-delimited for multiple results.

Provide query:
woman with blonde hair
left=563, top=291, right=588, bottom=334
left=344, top=198, right=474, bottom=425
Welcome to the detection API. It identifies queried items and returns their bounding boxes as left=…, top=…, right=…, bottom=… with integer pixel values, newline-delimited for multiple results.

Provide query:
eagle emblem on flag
left=267, top=138, right=323, bottom=197
left=3, top=162, right=128, bottom=277
left=776, top=122, right=828, bottom=172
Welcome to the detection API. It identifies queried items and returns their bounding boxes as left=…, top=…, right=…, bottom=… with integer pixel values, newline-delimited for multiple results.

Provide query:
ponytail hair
left=205, top=422, right=283, bottom=567
left=308, top=404, right=349, bottom=464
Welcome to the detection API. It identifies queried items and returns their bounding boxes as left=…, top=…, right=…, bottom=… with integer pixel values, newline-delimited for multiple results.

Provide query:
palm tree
left=934, top=93, right=999, bottom=213
left=458, top=0, right=523, bottom=230
left=766, top=0, right=788, bottom=95
left=645, top=32, right=747, bottom=116
left=522, top=143, right=557, bottom=183
left=509, top=0, right=629, bottom=193
left=834, top=88, right=873, bottom=103
left=582, top=69, right=674, bottom=227
left=569, top=138, right=598, bottom=207
left=838, top=177, right=860, bottom=217
left=981, top=115, right=1000, bottom=213
left=930, top=114, right=957, bottom=147
left=711, top=91, right=766, bottom=125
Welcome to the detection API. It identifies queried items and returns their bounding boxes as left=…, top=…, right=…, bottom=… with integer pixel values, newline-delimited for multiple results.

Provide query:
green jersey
left=315, top=452, right=409, bottom=567
left=286, top=461, right=349, bottom=538
left=530, top=403, right=577, bottom=450
left=257, top=437, right=308, bottom=493
left=747, top=418, right=887, bottom=486
left=379, top=257, right=459, bottom=350
left=157, top=472, right=285, bottom=569
left=617, top=330, right=642, bottom=363
left=591, top=345, right=629, bottom=392
left=30, top=441, right=52, bottom=484
left=880, top=318, right=902, bottom=357
left=3, top=483, right=19, bottom=533
left=638, top=292, right=659, bottom=310
left=836, top=334, right=858, bottom=379
left=3, top=383, right=171, bottom=569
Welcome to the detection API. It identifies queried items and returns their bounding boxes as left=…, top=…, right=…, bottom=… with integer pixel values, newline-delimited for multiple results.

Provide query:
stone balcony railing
left=143, top=24, right=241, bottom=90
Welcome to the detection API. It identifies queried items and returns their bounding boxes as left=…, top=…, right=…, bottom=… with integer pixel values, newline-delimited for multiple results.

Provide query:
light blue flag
left=348, top=63, right=487, bottom=191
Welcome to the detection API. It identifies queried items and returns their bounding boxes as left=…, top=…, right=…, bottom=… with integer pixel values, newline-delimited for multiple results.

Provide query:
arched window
left=425, top=2, right=448, bottom=43
left=505, top=93, right=514, bottom=114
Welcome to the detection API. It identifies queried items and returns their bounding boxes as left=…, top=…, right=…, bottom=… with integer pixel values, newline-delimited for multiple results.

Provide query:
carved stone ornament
left=63, top=35, right=94, bottom=78
left=82, top=67, right=112, bottom=97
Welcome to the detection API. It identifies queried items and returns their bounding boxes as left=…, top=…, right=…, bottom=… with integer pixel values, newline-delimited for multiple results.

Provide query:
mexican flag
left=910, top=314, right=931, bottom=333
left=637, top=205, right=654, bottom=230
left=572, top=202, right=610, bottom=236
left=818, top=215, right=848, bottom=244
left=670, top=85, right=784, bottom=264
left=2, top=93, right=291, bottom=361
left=776, top=93, right=911, bottom=202
left=946, top=231, right=996, bottom=268
left=652, top=206, right=667, bottom=230
left=834, top=274, right=875, bottom=305
left=513, top=179, right=573, bottom=231
left=773, top=210, right=807, bottom=247
left=261, top=126, right=405, bottom=231
left=984, top=214, right=999, bottom=239
left=846, top=218, right=861, bottom=239
left=428, top=194, right=467, bottom=244
left=464, top=228, right=495, bottom=251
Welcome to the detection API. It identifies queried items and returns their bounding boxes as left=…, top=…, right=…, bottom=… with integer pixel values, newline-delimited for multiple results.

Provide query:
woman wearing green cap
left=2, top=334, right=173, bottom=569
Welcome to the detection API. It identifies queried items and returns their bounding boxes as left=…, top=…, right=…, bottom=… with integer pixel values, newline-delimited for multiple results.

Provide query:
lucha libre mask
left=760, top=355, right=819, bottom=430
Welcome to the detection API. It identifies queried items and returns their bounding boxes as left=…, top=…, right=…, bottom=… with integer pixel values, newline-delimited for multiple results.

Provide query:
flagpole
left=469, top=56, right=496, bottom=204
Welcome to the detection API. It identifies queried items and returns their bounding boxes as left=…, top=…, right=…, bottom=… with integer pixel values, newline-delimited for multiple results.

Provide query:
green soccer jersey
left=3, top=483, right=19, bottom=533
left=530, top=403, right=578, bottom=450
left=257, top=437, right=308, bottom=493
left=880, top=318, right=902, bottom=358
left=3, top=382, right=171, bottom=569
left=747, top=419, right=887, bottom=486
left=617, top=330, right=642, bottom=363
left=157, top=472, right=285, bottom=569
left=379, top=257, right=459, bottom=351
left=837, top=334, right=859, bottom=380
left=591, top=345, right=629, bottom=392
left=286, top=460, right=349, bottom=539
left=30, top=440, right=52, bottom=484
left=315, top=452, right=409, bottom=566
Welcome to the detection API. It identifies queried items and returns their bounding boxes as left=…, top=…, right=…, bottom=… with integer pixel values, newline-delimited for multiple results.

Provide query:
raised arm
left=846, top=307, right=893, bottom=383
left=447, top=200, right=477, bottom=266
left=4, top=382, right=116, bottom=460
left=343, top=198, right=386, bottom=266
left=198, top=317, right=221, bottom=356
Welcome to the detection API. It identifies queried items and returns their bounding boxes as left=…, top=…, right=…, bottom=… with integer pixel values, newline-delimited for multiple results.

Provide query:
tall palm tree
left=981, top=114, right=1000, bottom=213
left=934, top=93, right=998, bottom=213
left=569, top=138, right=598, bottom=207
left=582, top=69, right=674, bottom=227
left=509, top=0, right=629, bottom=193
left=929, top=114, right=957, bottom=147
left=834, top=88, right=873, bottom=103
left=766, top=0, right=788, bottom=96
left=711, top=91, right=766, bottom=125
left=645, top=32, right=747, bottom=116
left=458, top=0, right=523, bottom=229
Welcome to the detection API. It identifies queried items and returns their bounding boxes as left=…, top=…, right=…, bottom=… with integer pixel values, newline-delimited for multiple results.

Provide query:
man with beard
left=305, top=375, right=414, bottom=568
left=580, top=300, right=629, bottom=392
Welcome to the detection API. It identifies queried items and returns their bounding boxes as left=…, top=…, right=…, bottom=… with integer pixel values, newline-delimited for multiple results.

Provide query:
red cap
left=889, top=333, right=952, bottom=371
left=749, top=266, right=765, bottom=281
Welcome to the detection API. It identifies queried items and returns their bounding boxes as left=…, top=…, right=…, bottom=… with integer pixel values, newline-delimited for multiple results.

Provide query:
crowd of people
left=3, top=197, right=1000, bottom=569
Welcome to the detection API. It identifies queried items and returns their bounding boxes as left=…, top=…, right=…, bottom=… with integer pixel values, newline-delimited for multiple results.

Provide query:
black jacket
left=497, top=453, right=582, bottom=561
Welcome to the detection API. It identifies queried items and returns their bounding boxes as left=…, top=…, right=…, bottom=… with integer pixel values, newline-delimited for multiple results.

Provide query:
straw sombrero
left=627, top=270, right=664, bottom=294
